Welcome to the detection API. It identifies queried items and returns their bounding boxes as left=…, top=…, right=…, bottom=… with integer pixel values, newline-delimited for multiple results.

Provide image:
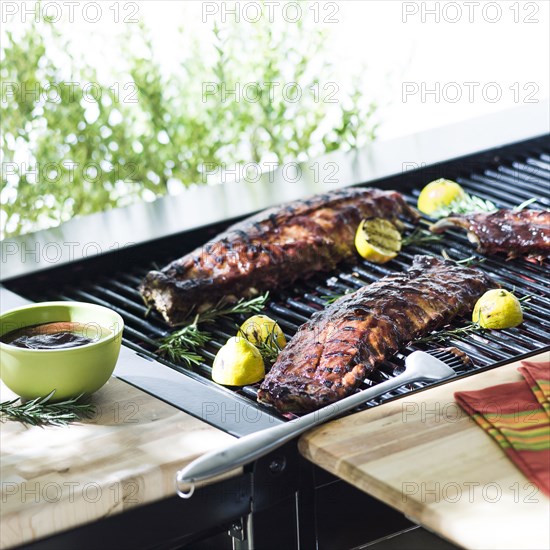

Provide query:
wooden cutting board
left=299, top=351, right=550, bottom=550
left=0, top=376, right=239, bottom=549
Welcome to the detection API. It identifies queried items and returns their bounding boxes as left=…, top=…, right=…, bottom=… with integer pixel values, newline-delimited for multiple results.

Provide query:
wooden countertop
left=0, top=376, right=239, bottom=549
left=299, top=351, right=550, bottom=550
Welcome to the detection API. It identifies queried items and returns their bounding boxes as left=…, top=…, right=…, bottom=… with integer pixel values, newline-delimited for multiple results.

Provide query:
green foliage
left=1, top=12, right=379, bottom=238
left=434, top=193, right=497, bottom=218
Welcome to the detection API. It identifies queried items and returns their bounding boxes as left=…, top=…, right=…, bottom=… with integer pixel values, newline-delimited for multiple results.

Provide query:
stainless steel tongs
left=175, top=351, right=456, bottom=498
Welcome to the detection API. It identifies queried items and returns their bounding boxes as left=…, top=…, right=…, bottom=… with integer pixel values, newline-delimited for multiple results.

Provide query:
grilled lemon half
left=355, top=218, right=402, bottom=264
left=472, top=289, right=524, bottom=329
left=240, top=314, right=286, bottom=349
left=417, top=178, right=465, bottom=215
left=212, top=336, right=265, bottom=386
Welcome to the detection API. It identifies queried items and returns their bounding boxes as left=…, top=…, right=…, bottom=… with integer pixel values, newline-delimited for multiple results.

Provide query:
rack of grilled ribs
left=430, top=209, right=550, bottom=259
left=140, top=187, right=419, bottom=325
left=258, top=255, right=498, bottom=414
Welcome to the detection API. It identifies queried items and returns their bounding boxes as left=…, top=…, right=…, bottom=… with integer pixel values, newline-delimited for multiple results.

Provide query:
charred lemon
left=472, top=289, right=524, bottom=329
left=240, top=314, right=286, bottom=349
left=417, top=179, right=465, bottom=215
left=355, top=218, right=402, bottom=264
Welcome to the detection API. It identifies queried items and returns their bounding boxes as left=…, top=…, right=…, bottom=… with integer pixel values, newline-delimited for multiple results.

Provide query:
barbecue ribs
left=258, top=255, right=497, bottom=414
left=430, top=209, right=550, bottom=259
left=140, top=188, right=419, bottom=325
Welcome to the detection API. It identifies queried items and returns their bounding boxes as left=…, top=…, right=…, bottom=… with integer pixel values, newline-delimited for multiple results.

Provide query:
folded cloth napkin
left=454, top=360, right=550, bottom=497
left=518, top=361, right=550, bottom=416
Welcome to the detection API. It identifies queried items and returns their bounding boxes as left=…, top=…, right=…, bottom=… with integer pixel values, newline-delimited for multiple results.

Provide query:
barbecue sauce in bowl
left=1, top=322, right=108, bottom=350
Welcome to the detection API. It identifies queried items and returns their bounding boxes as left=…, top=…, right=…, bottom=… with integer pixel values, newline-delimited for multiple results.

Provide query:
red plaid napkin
left=454, top=360, right=550, bottom=497
left=519, top=361, right=550, bottom=416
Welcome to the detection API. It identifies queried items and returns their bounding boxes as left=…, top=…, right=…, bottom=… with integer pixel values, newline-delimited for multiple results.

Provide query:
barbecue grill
left=1, top=104, right=549, bottom=549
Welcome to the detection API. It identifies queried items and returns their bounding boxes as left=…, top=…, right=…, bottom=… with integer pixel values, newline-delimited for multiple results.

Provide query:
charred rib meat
left=430, top=209, right=550, bottom=259
left=140, top=188, right=419, bottom=325
left=258, top=256, right=497, bottom=414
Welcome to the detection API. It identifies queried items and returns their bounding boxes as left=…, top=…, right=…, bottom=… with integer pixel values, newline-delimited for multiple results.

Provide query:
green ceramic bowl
left=0, top=301, right=124, bottom=401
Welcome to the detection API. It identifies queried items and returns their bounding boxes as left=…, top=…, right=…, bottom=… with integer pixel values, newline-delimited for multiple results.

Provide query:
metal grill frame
left=4, top=134, right=550, bottom=436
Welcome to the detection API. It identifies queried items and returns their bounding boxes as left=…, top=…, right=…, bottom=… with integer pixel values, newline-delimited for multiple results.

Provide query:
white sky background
left=3, top=0, right=549, bottom=141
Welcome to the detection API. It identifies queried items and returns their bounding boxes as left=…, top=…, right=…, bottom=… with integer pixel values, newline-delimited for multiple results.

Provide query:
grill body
left=2, top=126, right=549, bottom=549
left=5, top=135, right=550, bottom=433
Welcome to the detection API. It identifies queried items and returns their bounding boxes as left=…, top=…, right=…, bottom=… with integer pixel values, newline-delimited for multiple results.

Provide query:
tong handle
left=176, top=369, right=418, bottom=491
left=175, top=351, right=456, bottom=494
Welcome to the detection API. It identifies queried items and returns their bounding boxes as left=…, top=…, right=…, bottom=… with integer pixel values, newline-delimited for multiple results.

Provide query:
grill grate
left=8, top=144, right=550, bottom=423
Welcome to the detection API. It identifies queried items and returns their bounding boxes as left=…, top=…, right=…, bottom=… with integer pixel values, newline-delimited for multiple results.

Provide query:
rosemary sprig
left=255, top=338, right=282, bottom=365
left=434, top=193, right=497, bottom=217
left=516, top=293, right=533, bottom=310
left=237, top=326, right=282, bottom=365
left=196, top=293, right=269, bottom=324
left=321, top=290, right=352, bottom=304
left=413, top=321, right=485, bottom=345
left=513, top=197, right=538, bottom=212
left=0, top=391, right=96, bottom=427
left=158, top=324, right=212, bottom=367
left=441, top=250, right=485, bottom=267
left=402, top=227, right=442, bottom=247
left=158, top=293, right=270, bottom=366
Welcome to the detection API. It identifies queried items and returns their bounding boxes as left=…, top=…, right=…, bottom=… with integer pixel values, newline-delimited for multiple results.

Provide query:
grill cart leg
left=229, top=516, right=250, bottom=549
left=230, top=442, right=316, bottom=550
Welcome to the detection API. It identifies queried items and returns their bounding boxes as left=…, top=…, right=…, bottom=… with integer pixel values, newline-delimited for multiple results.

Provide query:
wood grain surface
left=299, top=351, right=550, bottom=550
left=0, top=377, right=239, bottom=549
